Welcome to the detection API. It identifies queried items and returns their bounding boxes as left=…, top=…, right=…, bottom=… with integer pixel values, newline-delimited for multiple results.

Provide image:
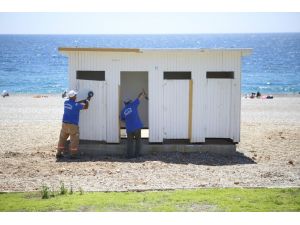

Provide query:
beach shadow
left=56, top=151, right=256, bottom=166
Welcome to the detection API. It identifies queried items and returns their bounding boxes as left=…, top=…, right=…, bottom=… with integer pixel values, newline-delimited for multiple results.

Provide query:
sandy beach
left=0, top=94, right=299, bottom=192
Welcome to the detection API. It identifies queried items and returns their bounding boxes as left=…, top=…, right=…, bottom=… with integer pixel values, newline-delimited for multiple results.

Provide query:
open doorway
left=120, top=71, right=149, bottom=139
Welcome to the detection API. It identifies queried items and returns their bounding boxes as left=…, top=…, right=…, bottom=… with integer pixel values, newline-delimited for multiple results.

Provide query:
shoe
left=70, top=154, right=79, bottom=159
left=56, top=153, right=64, bottom=159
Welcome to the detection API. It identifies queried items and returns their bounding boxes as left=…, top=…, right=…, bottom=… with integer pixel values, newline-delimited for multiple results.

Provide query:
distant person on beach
left=56, top=90, right=90, bottom=159
left=256, top=91, right=261, bottom=98
left=120, top=90, right=147, bottom=159
left=1, top=90, right=9, bottom=97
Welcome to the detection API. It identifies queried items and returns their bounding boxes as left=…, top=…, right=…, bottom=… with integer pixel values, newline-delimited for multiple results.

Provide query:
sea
left=0, top=33, right=299, bottom=94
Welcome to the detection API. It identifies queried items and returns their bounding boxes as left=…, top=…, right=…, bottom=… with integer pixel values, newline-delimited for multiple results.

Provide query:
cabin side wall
left=65, top=50, right=242, bottom=143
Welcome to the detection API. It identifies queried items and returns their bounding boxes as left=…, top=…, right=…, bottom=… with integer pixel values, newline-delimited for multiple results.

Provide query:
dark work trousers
left=126, top=129, right=141, bottom=158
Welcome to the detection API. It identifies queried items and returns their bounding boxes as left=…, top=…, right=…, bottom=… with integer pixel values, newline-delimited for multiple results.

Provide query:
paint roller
left=87, top=91, right=94, bottom=99
left=77, top=91, right=94, bottom=104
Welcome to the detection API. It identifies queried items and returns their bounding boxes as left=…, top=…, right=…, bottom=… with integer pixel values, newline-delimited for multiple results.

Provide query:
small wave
left=258, top=86, right=269, bottom=89
left=1, top=68, right=18, bottom=72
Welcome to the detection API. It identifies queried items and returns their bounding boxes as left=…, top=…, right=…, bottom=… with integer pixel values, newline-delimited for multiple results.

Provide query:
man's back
left=62, top=99, right=83, bottom=125
left=121, top=98, right=143, bottom=133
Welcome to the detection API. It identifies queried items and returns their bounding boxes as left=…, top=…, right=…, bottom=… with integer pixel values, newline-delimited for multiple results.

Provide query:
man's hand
left=143, top=89, right=149, bottom=100
left=83, top=99, right=89, bottom=109
left=138, top=91, right=145, bottom=100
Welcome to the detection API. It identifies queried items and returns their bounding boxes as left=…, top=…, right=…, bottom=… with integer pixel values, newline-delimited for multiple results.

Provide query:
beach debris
left=4, top=151, right=19, bottom=158
left=261, top=172, right=272, bottom=178
left=278, top=132, right=286, bottom=139
left=265, top=155, right=270, bottom=160
left=59, top=168, right=66, bottom=173
left=288, top=160, right=294, bottom=166
left=234, top=181, right=240, bottom=185
left=1, top=90, right=9, bottom=97
left=33, top=95, right=48, bottom=98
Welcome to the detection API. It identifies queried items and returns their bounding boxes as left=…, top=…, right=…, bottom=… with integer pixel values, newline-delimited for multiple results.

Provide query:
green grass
left=0, top=188, right=299, bottom=212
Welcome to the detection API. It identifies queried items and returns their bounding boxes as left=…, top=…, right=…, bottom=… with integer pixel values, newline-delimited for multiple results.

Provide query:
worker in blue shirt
left=56, top=90, right=90, bottom=159
left=120, top=90, right=147, bottom=158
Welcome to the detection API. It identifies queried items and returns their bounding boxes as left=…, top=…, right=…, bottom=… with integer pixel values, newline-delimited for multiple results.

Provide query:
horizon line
left=0, top=32, right=300, bottom=35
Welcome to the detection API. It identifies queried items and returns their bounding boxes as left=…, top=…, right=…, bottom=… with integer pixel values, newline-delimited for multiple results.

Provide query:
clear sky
left=0, top=13, right=299, bottom=34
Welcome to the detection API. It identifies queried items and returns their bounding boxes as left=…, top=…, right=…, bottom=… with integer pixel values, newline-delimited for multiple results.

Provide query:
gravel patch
left=0, top=95, right=299, bottom=192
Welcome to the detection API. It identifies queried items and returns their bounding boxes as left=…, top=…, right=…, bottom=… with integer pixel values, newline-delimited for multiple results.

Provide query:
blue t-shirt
left=120, top=98, right=143, bottom=133
left=62, top=99, right=84, bottom=125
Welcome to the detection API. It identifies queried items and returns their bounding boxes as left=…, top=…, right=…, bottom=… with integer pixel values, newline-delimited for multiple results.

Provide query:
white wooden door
left=206, top=79, right=232, bottom=138
left=77, top=80, right=107, bottom=141
left=163, top=80, right=189, bottom=139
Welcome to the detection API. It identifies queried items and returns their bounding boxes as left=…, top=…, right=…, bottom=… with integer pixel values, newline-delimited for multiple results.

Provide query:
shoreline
left=2, top=92, right=300, bottom=97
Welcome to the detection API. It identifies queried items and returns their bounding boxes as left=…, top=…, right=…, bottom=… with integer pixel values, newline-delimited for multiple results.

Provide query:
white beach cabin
left=59, top=47, right=251, bottom=145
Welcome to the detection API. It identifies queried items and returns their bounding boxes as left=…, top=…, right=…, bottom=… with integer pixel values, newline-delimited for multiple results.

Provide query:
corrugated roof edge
left=58, top=47, right=252, bottom=56
left=58, top=47, right=141, bottom=53
left=141, top=48, right=252, bottom=56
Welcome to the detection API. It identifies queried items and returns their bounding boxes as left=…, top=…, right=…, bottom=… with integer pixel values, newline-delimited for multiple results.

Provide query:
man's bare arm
left=77, top=99, right=89, bottom=109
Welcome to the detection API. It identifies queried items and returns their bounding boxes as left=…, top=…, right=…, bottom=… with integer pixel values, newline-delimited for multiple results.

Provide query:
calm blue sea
left=0, top=34, right=299, bottom=94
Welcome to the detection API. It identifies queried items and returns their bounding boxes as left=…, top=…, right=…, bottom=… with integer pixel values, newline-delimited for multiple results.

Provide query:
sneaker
left=56, top=153, right=64, bottom=159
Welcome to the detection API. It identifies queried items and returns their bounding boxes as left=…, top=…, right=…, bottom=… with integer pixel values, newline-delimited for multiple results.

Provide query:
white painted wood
left=206, top=79, right=232, bottom=138
left=78, top=80, right=107, bottom=141
left=149, top=69, right=164, bottom=143
left=59, top=49, right=250, bottom=143
left=163, top=80, right=189, bottom=139
left=222, top=51, right=241, bottom=142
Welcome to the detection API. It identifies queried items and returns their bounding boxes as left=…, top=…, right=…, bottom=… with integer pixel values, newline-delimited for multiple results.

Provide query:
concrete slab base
left=77, top=139, right=236, bottom=157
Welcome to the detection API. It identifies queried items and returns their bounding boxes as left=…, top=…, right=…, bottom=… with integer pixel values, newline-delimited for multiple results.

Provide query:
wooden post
left=188, top=80, right=193, bottom=142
